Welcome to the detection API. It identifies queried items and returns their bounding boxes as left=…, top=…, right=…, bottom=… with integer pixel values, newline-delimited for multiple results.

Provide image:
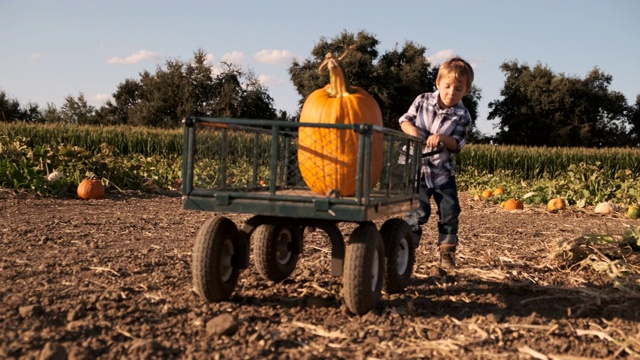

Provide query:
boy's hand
left=426, top=134, right=444, bottom=147
left=427, top=134, right=457, bottom=151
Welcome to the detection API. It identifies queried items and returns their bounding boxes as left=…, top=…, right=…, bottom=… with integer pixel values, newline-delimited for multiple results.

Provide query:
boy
left=398, top=56, right=474, bottom=275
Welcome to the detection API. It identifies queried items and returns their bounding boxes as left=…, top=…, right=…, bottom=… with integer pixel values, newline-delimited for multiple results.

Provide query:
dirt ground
left=1, top=189, right=639, bottom=360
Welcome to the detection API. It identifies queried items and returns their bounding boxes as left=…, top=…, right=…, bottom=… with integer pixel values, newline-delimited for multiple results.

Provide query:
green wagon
left=181, top=116, right=425, bottom=315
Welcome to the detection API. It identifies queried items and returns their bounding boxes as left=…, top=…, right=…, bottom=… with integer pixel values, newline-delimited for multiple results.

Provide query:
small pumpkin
left=547, top=197, right=567, bottom=213
left=503, top=198, right=524, bottom=211
left=481, top=189, right=493, bottom=199
left=297, top=48, right=383, bottom=196
left=77, top=178, right=105, bottom=200
left=628, top=205, right=640, bottom=220
left=493, top=187, right=505, bottom=196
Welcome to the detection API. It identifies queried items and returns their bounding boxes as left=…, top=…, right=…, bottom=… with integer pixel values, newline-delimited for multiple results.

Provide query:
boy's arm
left=400, top=121, right=421, bottom=138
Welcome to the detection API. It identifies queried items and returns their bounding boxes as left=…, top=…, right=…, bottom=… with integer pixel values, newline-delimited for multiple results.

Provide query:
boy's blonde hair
left=437, top=57, right=474, bottom=90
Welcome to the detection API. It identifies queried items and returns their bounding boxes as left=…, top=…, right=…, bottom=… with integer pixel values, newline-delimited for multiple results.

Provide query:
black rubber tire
left=252, top=224, right=301, bottom=283
left=380, top=218, right=415, bottom=294
left=343, top=223, right=385, bottom=315
left=192, top=216, right=240, bottom=302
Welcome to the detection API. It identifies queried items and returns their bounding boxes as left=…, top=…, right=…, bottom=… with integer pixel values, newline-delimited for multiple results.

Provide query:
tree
left=374, top=41, right=433, bottom=128
left=100, top=78, right=144, bottom=125
left=488, top=61, right=629, bottom=147
left=101, top=49, right=277, bottom=127
left=42, top=103, right=64, bottom=123
left=21, top=102, right=44, bottom=123
left=210, top=62, right=243, bottom=118
left=128, top=59, right=190, bottom=128
left=60, top=93, right=97, bottom=125
left=237, top=70, right=277, bottom=120
left=288, top=30, right=482, bottom=130
left=185, top=49, right=218, bottom=116
left=628, top=95, right=640, bottom=146
left=0, top=91, right=27, bottom=122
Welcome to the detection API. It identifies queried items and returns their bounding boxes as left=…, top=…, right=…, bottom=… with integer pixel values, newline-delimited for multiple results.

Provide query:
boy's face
left=436, top=74, right=469, bottom=108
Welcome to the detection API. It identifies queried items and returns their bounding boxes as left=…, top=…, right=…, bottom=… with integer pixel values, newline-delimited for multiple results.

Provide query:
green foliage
left=0, top=132, right=181, bottom=195
left=4, top=122, right=640, bottom=209
left=119, top=50, right=277, bottom=128
left=488, top=61, right=630, bottom=147
left=456, top=144, right=640, bottom=207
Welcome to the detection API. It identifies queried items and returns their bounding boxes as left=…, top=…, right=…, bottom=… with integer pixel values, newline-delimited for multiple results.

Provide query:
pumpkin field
left=1, top=122, right=640, bottom=358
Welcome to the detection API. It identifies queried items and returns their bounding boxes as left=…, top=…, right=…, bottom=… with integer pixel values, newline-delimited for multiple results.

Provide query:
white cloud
left=107, top=50, right=162, bottom=65
left=209, top=51, right=245, bottom=76
left=428, top=49, right=456, bottom=65
left=254, top=49, right=296, bottom=64
left=428, top=49, right=483, bottom=71
left=258, top=74, right=284, bottom=86
left=92, top=93, right=113, bottom=104
left=204, top=53, right=215, bottom=65
left=29, top=53, right=43, bottom=61
left=221, top=51, right=244, bottom=65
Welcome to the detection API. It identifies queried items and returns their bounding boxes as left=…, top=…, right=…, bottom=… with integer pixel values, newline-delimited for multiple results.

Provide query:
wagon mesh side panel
left=191, top=124, right=304, bottom=192
left=188, top=119, right=420, bottom=201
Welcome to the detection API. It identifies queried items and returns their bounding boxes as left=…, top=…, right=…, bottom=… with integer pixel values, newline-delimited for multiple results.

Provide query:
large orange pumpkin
left=77, top=178, right=105, bottom=200
left=297, top=49, right=383, bottom=196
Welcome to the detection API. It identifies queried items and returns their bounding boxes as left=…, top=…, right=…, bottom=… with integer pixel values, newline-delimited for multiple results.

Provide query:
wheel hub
left=220, top=238, right=234, bottom=281
left=276, top=229, right=293, bottom=265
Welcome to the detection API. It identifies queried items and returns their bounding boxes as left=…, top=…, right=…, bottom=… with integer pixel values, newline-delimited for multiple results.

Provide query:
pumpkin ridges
left=547, top=197, right=567, bottom=212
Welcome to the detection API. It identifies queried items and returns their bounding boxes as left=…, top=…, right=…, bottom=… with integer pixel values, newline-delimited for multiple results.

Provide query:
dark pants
left=405, top=176, right=460, bottom=247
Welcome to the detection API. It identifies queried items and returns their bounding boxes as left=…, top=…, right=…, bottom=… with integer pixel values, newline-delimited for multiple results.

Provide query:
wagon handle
left=422, top=142, right=446, bottom=157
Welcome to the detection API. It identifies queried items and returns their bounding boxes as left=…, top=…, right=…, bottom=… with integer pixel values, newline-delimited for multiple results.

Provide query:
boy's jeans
left=405, top=176, right=460, bottom=247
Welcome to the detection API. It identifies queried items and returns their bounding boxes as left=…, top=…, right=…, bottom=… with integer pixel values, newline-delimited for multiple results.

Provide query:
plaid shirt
left=398, top=91, right=471, bottom=187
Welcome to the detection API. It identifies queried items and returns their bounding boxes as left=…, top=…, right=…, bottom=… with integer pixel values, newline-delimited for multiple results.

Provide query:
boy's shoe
left=438, top=245, right=456, bottom=269
left=429, top=245, right=457, bottom=277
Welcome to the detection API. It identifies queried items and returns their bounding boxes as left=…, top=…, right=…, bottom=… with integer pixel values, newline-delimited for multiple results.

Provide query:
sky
left=1, top=0, right=638, bottom=135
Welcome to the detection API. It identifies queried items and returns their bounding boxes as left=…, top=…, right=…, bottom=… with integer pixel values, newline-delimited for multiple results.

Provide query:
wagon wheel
left=192, top=216, right=241, bottom=302
left=380, top=218, right=415, bottom=294
left=343, top=222, right=385, bottom=315
left=252, top=224, right=302, bottom=283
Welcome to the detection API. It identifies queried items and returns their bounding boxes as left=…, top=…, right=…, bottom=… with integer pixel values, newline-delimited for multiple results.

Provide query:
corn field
left=458, top=144, right=640, bottom=180
left=2, top=122, right=640, bottom=207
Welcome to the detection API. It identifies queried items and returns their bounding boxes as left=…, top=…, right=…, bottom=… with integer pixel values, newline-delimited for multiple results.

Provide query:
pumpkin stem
left=318, top=46, right=356, bottom=98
